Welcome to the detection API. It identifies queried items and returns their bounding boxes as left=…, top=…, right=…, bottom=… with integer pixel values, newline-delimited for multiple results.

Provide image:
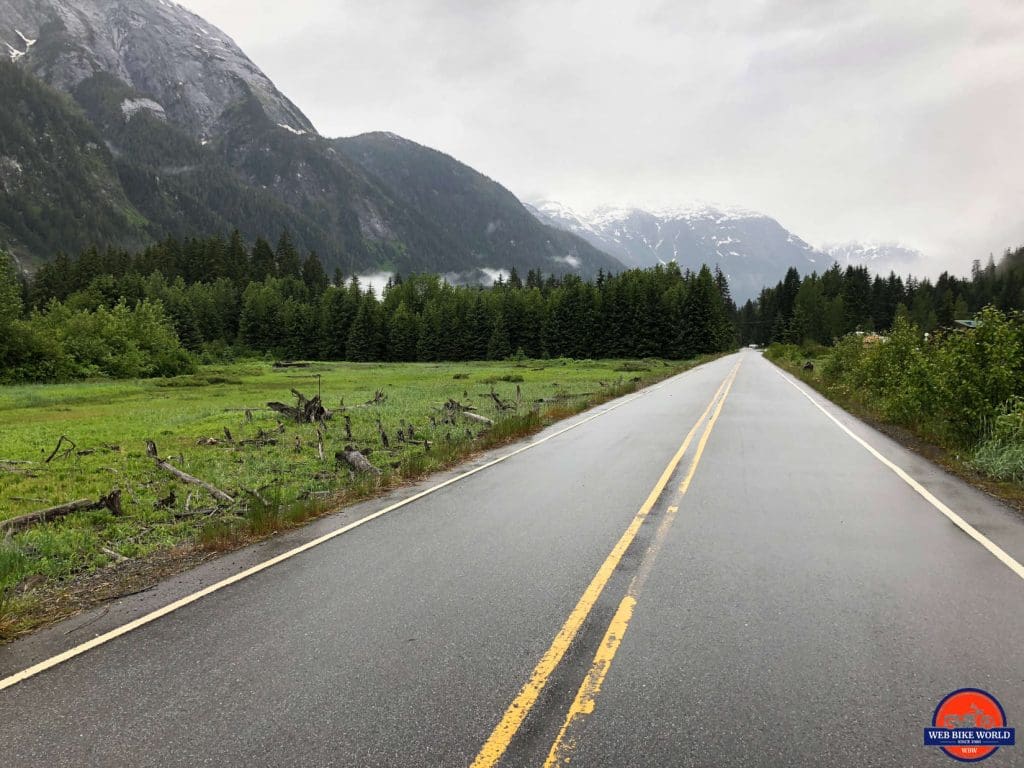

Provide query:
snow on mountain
left=528, top=200, right=822, bottom=302
left=822, top=241, right=925, bottom=274
left=0, top=0, right=316, bottom=140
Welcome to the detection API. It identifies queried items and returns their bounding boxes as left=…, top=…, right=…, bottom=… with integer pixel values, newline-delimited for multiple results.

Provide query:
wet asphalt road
left=1, top=351, right=1022, bottom=767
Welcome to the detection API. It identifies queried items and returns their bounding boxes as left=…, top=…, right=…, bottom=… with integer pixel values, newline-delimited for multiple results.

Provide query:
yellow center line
left=543, top=361, right=741, bottom=768
left=470, top=361, right=741, bottom=768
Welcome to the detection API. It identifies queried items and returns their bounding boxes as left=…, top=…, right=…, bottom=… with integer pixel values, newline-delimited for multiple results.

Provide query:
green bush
left=973, top=398, right=1024, bottom=482
left=1, top=298, right=195, bottom=383
left=815, top=307, right=1024, bottom=450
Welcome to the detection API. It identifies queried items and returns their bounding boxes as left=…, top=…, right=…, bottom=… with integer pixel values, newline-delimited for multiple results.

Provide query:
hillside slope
left=0, top=0, right=621, bottom=278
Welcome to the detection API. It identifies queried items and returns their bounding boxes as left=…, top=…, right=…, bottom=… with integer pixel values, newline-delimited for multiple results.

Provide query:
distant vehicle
left=748, top=344, right=758, bottom=349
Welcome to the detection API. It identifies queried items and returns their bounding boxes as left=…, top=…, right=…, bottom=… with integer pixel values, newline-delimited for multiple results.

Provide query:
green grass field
left=0, top=356, right=713, bottom=636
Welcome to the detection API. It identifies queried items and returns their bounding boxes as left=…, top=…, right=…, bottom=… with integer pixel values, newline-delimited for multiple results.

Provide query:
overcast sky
left=181, top=0, right=1024, bottom=273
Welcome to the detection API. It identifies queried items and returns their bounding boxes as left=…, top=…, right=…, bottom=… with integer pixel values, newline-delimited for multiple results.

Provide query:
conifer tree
left=276, top=231, right=302, bottom=279
left=250, top=237, right=276, bottom=281
left=487, top=311, right=512, bottom=360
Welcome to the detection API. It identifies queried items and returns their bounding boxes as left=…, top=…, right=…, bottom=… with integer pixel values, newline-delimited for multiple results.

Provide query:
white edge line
left=775, top=367, right=1024, bottom=582
left=0, top=363, right=719, bottom=692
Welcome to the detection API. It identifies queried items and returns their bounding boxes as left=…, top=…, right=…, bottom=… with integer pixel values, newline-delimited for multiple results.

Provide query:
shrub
left=973, top=398, right=1024, bottom=482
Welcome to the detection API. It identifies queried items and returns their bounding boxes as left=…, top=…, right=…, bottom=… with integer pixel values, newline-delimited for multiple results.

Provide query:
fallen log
left=489, top=387, right=512, bottom=411
left=267, top=401, right=303, bottom=421
left=336, top=446, right=381, bottom=475
left=461, top=411, right=494, bottom=426
left=146, top=440, right=233, bottom=504
left=0, top=490, right=122, bottom=534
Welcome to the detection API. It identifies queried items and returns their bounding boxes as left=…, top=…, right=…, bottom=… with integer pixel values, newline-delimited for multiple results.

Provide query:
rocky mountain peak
left=0, top=0, right=315, bottom=139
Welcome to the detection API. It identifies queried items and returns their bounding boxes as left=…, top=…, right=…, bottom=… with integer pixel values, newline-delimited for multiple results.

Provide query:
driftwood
left=0, top=490, right=122, bottom=534
left=267, top=388, right=331, bottom=424
left=146, top=440, right=234, bottom=504
left=101, top=545, right=128, bottom=564
left=154, top=489, right=177, bottom=510
left=489, top=386, right=513, bottom=411
left=442, top=398, right=494, bottom=426
left=336, top=446, right=381, bottom=475
left=45, top=435, right=76, bottom=463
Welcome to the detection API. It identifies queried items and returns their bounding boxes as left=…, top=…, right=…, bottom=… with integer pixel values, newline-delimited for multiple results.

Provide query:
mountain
left=0, top=0, right=620, bottom=278
left=821, top=241, right=925, bottom=275
left=0, top=0, right=313, bottom=140
left=528, top=201, right=822, bottom=301
left=335, top=133, right=622, bottom=280
left=0, top=61, right=150, bottom=260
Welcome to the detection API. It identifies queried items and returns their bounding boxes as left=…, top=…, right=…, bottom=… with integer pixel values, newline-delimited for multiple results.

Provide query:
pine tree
left=487, top=311, right=512, bottom=360
left=346, top=296, right=380, bottom=361
left=251, top=238, right=276, bottom=281
left=302, top=252, right=329, bottom=296
left=465, top=296, right=492, bottom=360
left=276, top=231, right=302, bottom=279
left=387, top=301, right=420, bottom=361
left=225, top=229, right=250, bottom=284
left=508, top=267, right=523, bottom=289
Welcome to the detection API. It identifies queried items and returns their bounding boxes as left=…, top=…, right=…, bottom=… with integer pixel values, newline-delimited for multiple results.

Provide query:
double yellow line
left=471, top=360, right=742, bottom=768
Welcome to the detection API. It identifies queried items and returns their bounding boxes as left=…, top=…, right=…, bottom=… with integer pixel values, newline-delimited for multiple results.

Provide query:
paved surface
left=2, top=351, right=1022, bottom=767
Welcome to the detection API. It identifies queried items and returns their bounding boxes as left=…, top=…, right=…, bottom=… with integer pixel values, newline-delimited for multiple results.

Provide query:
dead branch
left=154, top=489, right=177, bottom=510
left=146, top=440, right=233, bottom=504
left=336, top=446, right=381, bottom=475
left=489, top=386, right=512, bottom=411
left=45, top=435, right=76, bottom=463
left=0, top=490, right=122, bottom=534
left=241, top=487, right=272, bottom=507
left=365, top=389, right=387, bottom=406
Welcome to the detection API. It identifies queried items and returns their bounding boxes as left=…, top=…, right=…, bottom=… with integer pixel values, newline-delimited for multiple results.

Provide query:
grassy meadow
left=0, top=355, right=712, bottom=637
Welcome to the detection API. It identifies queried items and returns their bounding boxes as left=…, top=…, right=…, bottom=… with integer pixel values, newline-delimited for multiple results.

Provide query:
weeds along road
left=2, top=350, right=1024, bottom=767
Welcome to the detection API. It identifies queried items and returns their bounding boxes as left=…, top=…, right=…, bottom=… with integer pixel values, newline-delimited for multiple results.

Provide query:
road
left=2, top=350, right=1023, bottom=767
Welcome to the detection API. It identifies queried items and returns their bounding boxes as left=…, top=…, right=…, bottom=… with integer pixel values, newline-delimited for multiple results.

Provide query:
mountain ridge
left=0, top=0, right=622, bottom=279
left=528, top=200, right=926, bottom=300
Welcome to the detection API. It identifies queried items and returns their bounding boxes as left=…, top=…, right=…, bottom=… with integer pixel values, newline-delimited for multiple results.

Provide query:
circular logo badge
left=932, top=689, right=1009, bottom=762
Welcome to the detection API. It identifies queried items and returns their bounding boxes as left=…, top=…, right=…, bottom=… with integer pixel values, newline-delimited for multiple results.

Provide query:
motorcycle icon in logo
left=944, top=703, right=996, bottom=731
left=925, top=688, right=1016, bottom=762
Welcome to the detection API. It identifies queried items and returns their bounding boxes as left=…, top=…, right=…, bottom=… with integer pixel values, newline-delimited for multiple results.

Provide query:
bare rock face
left=0, top=0, right=315, bottom=140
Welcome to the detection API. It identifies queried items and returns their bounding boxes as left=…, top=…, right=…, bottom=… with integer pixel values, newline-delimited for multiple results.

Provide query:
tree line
left=2, top=231, right=738, bottom=382
left=738, top=247, right=1024, bottom=347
